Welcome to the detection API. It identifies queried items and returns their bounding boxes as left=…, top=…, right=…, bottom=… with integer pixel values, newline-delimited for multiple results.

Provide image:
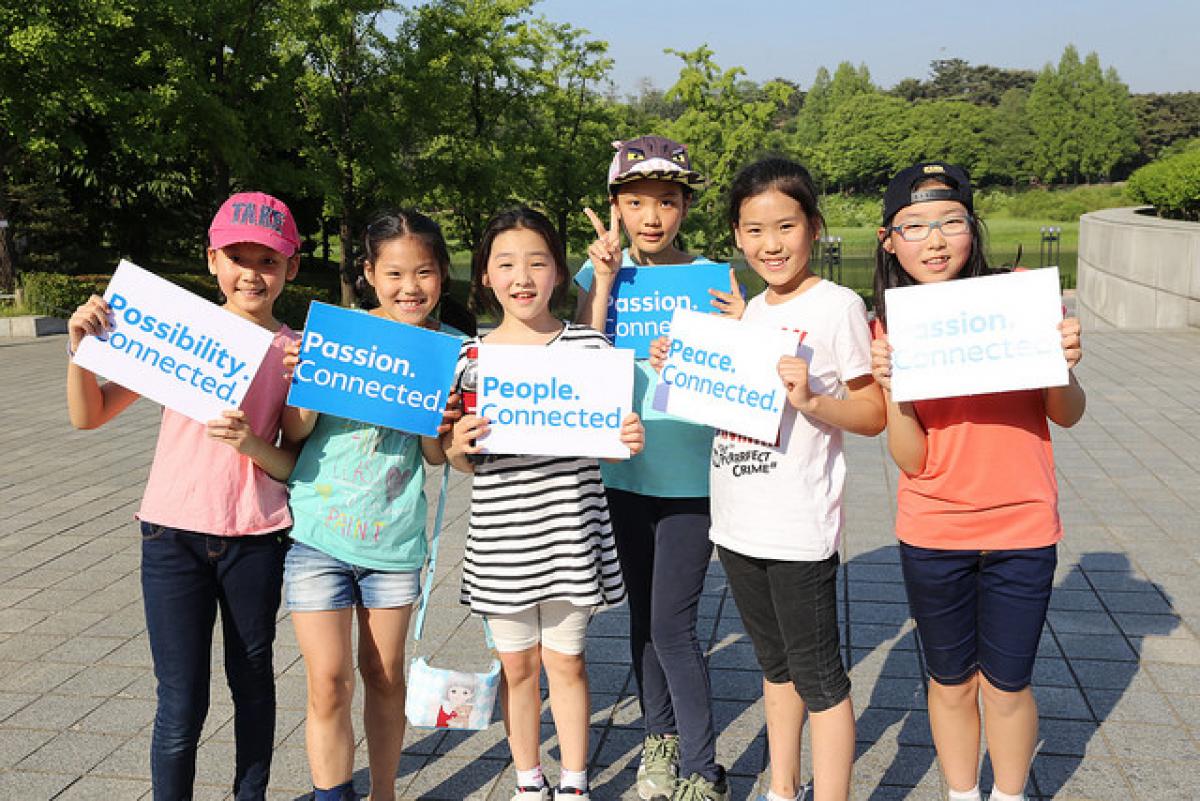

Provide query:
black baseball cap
left=882, top=162, right=974, bottom=225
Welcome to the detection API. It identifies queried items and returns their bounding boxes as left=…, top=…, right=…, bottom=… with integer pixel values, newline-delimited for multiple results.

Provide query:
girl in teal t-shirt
left=282, top=209, right=468, bottom=801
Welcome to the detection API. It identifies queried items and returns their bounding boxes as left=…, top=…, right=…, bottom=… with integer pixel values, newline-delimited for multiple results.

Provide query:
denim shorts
left=283, top=541, right=420, bottom=612
left=899, top=542, right=1057, bottom=692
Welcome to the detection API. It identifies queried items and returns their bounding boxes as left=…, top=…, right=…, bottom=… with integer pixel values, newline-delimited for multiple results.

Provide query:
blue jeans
left=140, top=523, right=288, bottom=801
left=606, top=489, right=721, bottom=783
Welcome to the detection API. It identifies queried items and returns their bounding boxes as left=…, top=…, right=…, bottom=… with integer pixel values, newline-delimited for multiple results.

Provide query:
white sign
left=476, top=344, right=634, bottom=459
left=654, top=308, right=799, bottom=442
left=885, top=268, right=1067, bottom=402
left=72, top=260, right=275, bottom=423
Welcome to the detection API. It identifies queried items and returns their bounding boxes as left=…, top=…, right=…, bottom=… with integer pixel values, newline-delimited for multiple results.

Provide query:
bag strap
left=412, top=464, right=451, bottom=642
left=411, top=463, right=496, bottom=651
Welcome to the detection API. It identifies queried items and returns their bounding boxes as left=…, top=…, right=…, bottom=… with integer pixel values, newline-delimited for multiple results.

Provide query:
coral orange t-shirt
left=873, top=319, right=1061, bottom=550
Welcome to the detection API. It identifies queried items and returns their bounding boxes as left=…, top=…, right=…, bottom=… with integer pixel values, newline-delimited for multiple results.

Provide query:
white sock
left=988, top=789, right=1025, bottom=801
left=559, top=768, right=588, bottom=791
left=766, top=790, right=801, bottom=801
left=516, top=765, right=543, bottom=789
left=948, top=787, right=982, bottom=801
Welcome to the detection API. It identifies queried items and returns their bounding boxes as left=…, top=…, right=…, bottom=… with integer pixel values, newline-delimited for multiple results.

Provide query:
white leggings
left=485, top=600, right=593, bottom=655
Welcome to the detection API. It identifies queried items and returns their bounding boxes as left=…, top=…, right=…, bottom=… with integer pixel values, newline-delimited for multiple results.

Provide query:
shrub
left=20, top=271, right=332, bottom=329
left=1128, top=149, right=1200, bottom=221
left=21, top=273, right=107, bottom=317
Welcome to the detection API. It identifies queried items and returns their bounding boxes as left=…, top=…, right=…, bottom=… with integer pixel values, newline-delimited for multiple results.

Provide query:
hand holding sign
left=777, top=355, right=814, bottom=413
left=68, top=295, right=115, bottom=353
left=870, top=335, right=894, bottom=395
left=708, top=268, right=746, bottom=319
left=584, top=204, right=622, bottom=279
left=1059, top=317, right=1082, bottom=369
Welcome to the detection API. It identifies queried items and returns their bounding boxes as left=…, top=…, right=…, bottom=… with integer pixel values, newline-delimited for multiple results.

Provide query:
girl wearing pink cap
left=66, top=191, right=303, bottom=801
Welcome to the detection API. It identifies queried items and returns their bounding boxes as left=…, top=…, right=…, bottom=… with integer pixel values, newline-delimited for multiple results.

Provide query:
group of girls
left=65, top=133, right=1085, bottom=801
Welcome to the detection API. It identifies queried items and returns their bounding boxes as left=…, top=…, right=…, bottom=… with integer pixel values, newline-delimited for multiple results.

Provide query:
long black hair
left=872, top=178, right=994, bottom=327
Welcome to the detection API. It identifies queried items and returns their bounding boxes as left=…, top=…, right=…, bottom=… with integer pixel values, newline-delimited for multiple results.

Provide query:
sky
left=532, top=0, right=1198, bottom=96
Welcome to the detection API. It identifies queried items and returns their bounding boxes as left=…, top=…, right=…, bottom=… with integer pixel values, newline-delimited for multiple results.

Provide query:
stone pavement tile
left=1046, top=609, right=1123, bottom=636
left=0, top=659, right=83, bottom=694
left=1031, top=685, right=1093, bottom=721
left=15, top=730, right=125, bottom=774
left=0, top=726, right=57, bottom=769
left=0, top=770, right=77, bottom=797
left=73, top=696, right=157, bottom=736
left=1037, top=718, right=1109, bottom=757
left=89, top=733, right=151, bottom=779
left=4, top=693, right=104, bottom=730
left=851, top=675, right=925, bottom=713
left=430, top=724, right=508, bottom=761
left=851, top=739, right=940, bottom=794
left=1053, top=632, right=1138, bottom=661
left=55, top=775, right=153, bottom=799
left=1032, top=657, right=1075, bottom=687
left=400, top=754, right=506, bottom=800
left=1166, top=695, right=1200, bottom=734
left=0, top=607, right=45, bottom=634
left=1032, top=754, right=1133, bottom=800
left=1067, top=658, right=1145, bottom=690
left=53, top=664, right=143, bottom=698
left=709, top=668, right=764, bottom=702
left=1133, top=634, right=1200, bottom=664
left=1101, top=590, right=1177, bottom=614
left=846, top=600, right=911, bottom=625
left=1098, top=720, right=1198, bottom=761
left=1121, top=757, right=1197, bottom=801
left=0, top=632, right=68, bottom=662
left=707, top=639, right=758, bottom=670
left=849, top=646, right=922, bottom=679
left=855, top=708, right=933, bottom=747
left=1142, top=662, right=1200, bottom=692
left=722, top=732, right=766, bottom=782
left=1083, top=688, right=1181, bottom=725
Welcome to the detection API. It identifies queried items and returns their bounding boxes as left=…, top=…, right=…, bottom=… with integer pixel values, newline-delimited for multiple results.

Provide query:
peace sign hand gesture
left=584, top=204, right=622, bottom=280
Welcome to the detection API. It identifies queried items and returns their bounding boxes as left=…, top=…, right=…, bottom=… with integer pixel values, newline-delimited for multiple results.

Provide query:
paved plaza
left=0, top=328, right=1198, bottom=800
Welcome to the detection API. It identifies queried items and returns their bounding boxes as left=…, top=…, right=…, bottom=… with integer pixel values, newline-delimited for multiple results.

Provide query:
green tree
left=907, top=100, right=994, bottom=180
left=816, top=93, right=912, bottom=191
left=660, top=46, right=794, bottom=255
left=287, top=0, right=400, bottom=305
left=1027, top=45, right=1137, bottom=183
left=522, top=20, right=618, bottom=249
left=1132, top=92, right=1200, bottom=161
left=987, top=88, right=1037, bottom=185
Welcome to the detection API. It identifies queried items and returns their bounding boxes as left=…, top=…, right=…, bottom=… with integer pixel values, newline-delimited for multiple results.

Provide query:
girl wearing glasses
left=869, top=162, right=1086, bottom=801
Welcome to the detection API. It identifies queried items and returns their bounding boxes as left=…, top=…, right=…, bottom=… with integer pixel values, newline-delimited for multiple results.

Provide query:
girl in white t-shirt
left=651, top=158, right=885, bottom=801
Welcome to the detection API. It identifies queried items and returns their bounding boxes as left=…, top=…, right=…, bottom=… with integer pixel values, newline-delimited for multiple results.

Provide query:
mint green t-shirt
left=576, top=253, right=714, bottom=498
left=287, top=319, right=465, bottom=571
left=288, top=416, right=428, bottom=571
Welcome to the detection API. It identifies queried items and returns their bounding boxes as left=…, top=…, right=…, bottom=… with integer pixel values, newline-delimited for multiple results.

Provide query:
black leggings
left=607, top=488, right=721, bottom=783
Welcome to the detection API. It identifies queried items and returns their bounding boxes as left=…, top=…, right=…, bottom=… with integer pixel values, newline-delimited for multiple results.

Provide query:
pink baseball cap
left=208, top=191, right=301, bottom=257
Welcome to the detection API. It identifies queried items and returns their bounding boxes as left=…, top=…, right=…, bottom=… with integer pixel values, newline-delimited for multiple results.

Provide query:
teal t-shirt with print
left=287, top=318, right=466, bottom=571
left=576, top=252, right=714, bottom=498
left=288, top=417, right=428, bottom=571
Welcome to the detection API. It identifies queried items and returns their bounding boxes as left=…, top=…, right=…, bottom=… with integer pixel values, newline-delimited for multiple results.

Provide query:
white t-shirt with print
left=708, top=280, right=873, bottom=562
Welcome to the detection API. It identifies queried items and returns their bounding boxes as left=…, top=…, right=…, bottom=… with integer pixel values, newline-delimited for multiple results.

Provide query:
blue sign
left=288, top=302, right=461, bottom=437
left=605, top=263, right=731, bottom=358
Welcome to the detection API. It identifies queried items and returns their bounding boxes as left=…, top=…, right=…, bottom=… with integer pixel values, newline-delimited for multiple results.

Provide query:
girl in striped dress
left=445, top=208, right=644, bottom=801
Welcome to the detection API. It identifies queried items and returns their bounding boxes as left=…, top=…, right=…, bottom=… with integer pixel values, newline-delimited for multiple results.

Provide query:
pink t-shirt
left=137, top=326, right=299, bottom=536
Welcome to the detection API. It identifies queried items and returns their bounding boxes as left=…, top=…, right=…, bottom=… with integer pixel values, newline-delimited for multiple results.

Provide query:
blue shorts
left=899, top=543, right=1056, bottom=692
left=284, top=541, right=420, bottom=612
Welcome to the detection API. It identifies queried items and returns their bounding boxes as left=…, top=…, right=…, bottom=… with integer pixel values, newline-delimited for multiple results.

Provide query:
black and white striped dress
left=455, top=324, right=626, bottom=616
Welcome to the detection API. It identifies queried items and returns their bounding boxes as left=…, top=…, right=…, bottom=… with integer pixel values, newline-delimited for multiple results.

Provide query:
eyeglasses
left=889, top=214, right=973, bottom=242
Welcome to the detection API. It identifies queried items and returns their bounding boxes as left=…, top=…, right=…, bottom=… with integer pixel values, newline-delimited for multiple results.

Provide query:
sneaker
left=637, top=734, right=680, bottom=799
left=554, top=788, right=591, bottom=800
left=511, top=780, right=552, bottom=801
left=672, top=772, right=730, bottom=801
left=748, top=783, right=811, bottom=801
